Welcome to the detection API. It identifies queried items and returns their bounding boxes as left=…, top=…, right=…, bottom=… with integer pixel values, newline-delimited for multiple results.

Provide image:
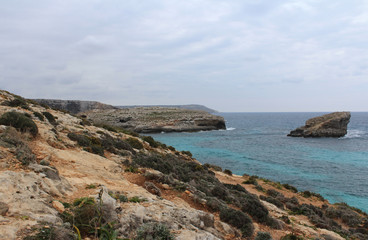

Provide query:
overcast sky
left=1, top=0, right=367, bottom=112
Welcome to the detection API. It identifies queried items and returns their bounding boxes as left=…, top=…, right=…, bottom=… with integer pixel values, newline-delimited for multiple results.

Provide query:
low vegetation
left=135, top=222, right=175, bottom=240
left=0, top=111, right=38, bottom=137
left=42, top=111, right=57, bottom=125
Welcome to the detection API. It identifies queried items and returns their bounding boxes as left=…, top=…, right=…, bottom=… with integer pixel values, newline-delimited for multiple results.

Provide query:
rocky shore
left=82, top=107, right=226, bottom=133
left=288, top=112, right=351, bottom=138
left=0, top=90, right=367, bottom=240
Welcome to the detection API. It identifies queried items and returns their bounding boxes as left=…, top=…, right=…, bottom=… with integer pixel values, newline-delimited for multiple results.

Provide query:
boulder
left=288, top=112, right=351, bottom=138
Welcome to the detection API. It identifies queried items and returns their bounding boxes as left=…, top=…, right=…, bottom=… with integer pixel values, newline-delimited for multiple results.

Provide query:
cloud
left=0, top=0, right=367, bottom=111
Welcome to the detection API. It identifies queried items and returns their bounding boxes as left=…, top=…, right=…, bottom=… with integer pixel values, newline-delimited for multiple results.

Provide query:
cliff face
left=33, top=99, right=116, bottom=114
left=83, top=107, right=226, bottom=133
left=0, top=90, right=366, bottom=240
left=288, top=112, right=351, bottom=138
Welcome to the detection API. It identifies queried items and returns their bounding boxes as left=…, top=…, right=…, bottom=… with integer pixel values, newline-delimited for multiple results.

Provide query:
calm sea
left=150, top=112, right=368, bottom=213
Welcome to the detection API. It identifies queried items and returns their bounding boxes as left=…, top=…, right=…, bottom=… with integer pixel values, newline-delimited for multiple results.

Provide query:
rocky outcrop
left=287, top=112, right=351, bottom=138
left=33, top=99, right=116, bottom=114
left=83, top=107, right=226, bottom=133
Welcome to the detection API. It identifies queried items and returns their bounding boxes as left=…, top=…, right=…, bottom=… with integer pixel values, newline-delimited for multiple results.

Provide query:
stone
left=52, top=201, right=65, bottom=213
left=144, top=182, right=161, bottom=196
left=287, top=112, right=351, bottom=138
left=0, top=201, right=9, bottom=216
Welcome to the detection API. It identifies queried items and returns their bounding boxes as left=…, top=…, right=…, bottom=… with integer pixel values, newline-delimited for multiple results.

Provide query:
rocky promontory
left=288, top=112, right=351, bottom=138
left=82, top=107, right=226, bottom=133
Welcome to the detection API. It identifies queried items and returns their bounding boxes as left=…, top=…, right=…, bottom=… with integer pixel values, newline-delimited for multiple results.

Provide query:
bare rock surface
left=83, top=107, right=226, bottom=133
left=287, top=112, right=351, bottom=137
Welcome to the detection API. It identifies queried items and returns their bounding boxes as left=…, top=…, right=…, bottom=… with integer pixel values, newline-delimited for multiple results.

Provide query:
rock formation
left=83, top=107, right=226, bottom=133
left=33, top=99, right=116, bottom=114
left=287, top=112, right=351, bottom=138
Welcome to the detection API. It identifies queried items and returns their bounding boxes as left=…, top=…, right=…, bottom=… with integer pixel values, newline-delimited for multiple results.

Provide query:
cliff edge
left=288, top=112, right=351, bottom=138
left=83, top=107, right=226, bottom=133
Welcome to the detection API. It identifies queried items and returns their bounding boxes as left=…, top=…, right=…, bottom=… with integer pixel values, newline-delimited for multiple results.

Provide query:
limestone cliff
left=83, top=107, right=226, bottom=133
left=288, top=112, right=351, bottom=138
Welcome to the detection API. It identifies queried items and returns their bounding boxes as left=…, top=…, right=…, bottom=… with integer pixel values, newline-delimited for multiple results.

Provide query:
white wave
left=341, top=129, right=365, bottom=139
left=226, top=127, right=236, bottom=131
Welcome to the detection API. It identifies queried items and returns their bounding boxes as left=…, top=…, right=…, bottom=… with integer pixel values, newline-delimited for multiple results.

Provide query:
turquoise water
left=149, top=112, right=368, bottom=213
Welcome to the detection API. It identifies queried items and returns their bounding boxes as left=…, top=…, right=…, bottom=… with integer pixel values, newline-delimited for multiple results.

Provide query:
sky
left=1, top=0, right=368, bottom=112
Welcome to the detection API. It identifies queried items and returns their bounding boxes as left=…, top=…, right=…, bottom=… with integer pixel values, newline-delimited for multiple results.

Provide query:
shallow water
left=150, top=112, right=368, bottom=212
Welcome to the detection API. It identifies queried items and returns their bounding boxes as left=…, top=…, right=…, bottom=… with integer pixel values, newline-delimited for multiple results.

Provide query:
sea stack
left=287, top=112, right=351, bottom=138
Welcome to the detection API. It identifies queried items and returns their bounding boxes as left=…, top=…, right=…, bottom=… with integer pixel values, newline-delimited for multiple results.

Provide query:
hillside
left=0, top=90, right=367, bottom=240
left=117, top=104, right=218, bottom=113
left=32, top=99, right=117, bottom=114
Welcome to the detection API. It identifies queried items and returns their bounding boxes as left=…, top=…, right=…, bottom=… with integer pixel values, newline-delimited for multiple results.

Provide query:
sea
left=149, top=112, right=368, bottom=213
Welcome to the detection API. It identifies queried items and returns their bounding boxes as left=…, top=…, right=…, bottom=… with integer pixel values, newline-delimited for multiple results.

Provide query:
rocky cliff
left=288, top=112, right=351, bottom=138
left=82, top=107, right=226, bottom=133
left=0, top=90, right=366, bottom=240
left=33, top=99, right=117, bottom=114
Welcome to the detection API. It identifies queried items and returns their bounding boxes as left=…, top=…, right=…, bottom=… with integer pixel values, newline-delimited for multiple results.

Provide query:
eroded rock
left=288, top=112, right=351, bottom=138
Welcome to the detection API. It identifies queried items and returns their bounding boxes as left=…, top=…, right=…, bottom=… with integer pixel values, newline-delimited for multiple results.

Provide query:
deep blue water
left=150, top=112, right=368, bottom=213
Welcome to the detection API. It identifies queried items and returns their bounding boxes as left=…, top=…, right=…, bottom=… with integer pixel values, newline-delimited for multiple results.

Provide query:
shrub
left=181, top=150, right=192, bottom=157
left=280, top=233, right=303, bottom=240
left=126, top=137, right=144, bottom=149
left=219, top=207, right=254, bottom=237
left=33, top=112, right=44, bottom=121
left=2, top=96, right=29, bottom=109
left=135, top=223, right=175, bottom=240
left=42, top=111, right=56, bottom=125
left=283, top=183, right=298, bottom=193
left=141, top=135, right=160, bottom=148
left=223, top=169, right=232, bottom=176
left=241, top=193, right=269, bottom=223
left=255, top=231, right=273, bottom=240
left=203, top=163, right=222, bottom=172
left=168, top=146, right=176, bottom=151
left=243, top=175, right=258, bottom=185
left=0, top=111, right=38, bottom=137
left=260, top=195, right=284, bottom=209
left=129, top=196, right=147, bottom=203
left=67, top=132, right=91, bottom=147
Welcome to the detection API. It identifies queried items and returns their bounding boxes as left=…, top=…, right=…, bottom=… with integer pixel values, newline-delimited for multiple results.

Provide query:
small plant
left=33, top=112, right=45, bottom=121
left=135, top=222, right=175, bottom=240
left=219, top=207, right=254, bottom=237
left=126, top=137, right=144, bottom=149
left=203, top=163, right=222, bottom=171
left=86, top=184, right=97, bottom=189
left=2, top=96, right=29, bottom=109
left=42, top=111, right=57, bottom=125
left=125, top=166, right=139, bottom=173
left=168, top=146, right=176, bottom=151
left=23, top=226, right=55, bottom=240
left=280, top=233, right=303, bottom=240
left=129, top=196, right=147, bottom=203
left=283, top=183, right=298, bottom=193
left=0, top=111, right=38, bottom=137
left=255, top=231, right=273, bottom=240
left=243, top=175, right=258, bottom=185
left=181, top=150, right=192, bottom=157
left=141, top=135, right=160, bottom=148
left=223, top=169, right=232, bottom=176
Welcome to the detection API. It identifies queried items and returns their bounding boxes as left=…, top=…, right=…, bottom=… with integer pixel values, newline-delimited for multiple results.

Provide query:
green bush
left=126, top=137, right=144, bottom=149
left=135, top=223, right=175, bottom=240
left=181, top=150, right=192, bottom=157
left=42, top=111, right=57, bottom=125
left=219, top=207, right=254, bottom=237
left=0, top=111, right=38, bottom=137
left=280, top=233, right=303, bottom=240
left=2, top=96, right=29, bottom=109
left=141, top=135, right=160, bottom=148
left=283, top=183, right=298, bottom=193
left=243, top=175, right=258, bottom=185
left=255, top=231, right=273, bottom=240
left=223, top=169, right=232, bottom=176
left=33, top=112, right=44, bottom=121
left=203, top=163, right=222, bottom=172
